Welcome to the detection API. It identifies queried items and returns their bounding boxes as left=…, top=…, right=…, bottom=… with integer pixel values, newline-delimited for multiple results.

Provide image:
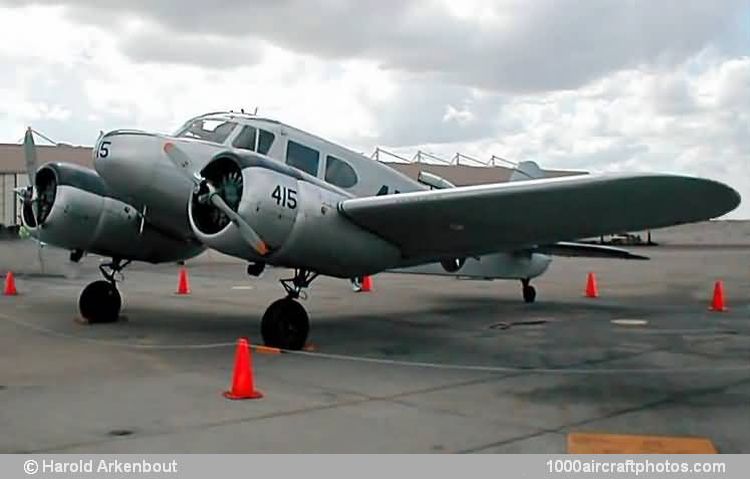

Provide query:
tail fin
left=509, top=161, right=545, bottom=182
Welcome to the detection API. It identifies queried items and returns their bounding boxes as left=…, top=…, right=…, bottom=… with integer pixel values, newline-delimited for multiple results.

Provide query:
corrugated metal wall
left=0, top=173, right=28, bottom=226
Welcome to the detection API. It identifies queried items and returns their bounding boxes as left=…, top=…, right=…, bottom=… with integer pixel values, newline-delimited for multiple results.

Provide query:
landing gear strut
left=261, top=269, right=317, bottom=350
left=521, top=278, right=536, bottom=304
left=78, top=258, right=130, bottom=323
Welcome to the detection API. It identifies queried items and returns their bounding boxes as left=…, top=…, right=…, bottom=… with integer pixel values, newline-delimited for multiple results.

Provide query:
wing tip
left=695, top=177, right=741, bottom=219
left=637, top=174, right=741, bottom=221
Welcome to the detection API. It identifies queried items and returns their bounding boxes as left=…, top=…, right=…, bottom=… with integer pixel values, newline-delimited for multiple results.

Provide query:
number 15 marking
left=97, top=141, right=111, bottom=158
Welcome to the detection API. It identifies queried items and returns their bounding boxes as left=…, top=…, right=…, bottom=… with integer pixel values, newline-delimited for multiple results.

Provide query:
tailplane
left=509, top=160, right=545, bottom=182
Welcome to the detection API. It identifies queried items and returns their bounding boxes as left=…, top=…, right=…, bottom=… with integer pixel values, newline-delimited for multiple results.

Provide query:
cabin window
left=232, top=126, right=257, bottom=151
left=286, top=140, right=320, bottom=176
left=258, top=129, right=275, bottom=155
left=325, top=155, right=358, bottom=188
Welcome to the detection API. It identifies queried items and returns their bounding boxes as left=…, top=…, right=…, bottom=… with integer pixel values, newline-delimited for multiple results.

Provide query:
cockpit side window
left=232, top=126, right=257, bottom=151
left=286, top=140, right=319, bottom=176
left=325, top=155, right=358, bottom=188
left=257, top=129, right=275, bottom=155
left=176, top=119, right=237, bottom=144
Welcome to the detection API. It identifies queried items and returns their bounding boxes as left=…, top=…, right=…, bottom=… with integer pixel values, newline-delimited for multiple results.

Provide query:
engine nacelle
left=22, top=163, right=203, bottom=263
left=440, top=257, right=466, bottom=273
left=188, top=154, right=401, bottom=277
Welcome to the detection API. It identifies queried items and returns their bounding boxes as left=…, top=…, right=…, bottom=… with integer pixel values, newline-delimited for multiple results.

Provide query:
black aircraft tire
left=523, top=285, right=537, bottom=304
left=79, top=280, right=122, bottom=323
left=261, top=298, right=310, bottom=350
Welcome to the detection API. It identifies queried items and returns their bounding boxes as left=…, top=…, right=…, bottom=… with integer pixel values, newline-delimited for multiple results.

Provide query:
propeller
left=162, top=142, right=269, bottom=256
left=23, top=127, right=38, bottom=185
left=19, top=127, right=46, bottom=273
left=17, top=127, right=86, bottom=277
left=16, top=128, right=37, bottom=213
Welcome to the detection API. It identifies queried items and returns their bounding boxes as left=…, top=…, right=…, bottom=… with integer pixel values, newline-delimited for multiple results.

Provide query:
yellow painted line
left=254, top=345, right=282, bottom=355
left=567, top=432, right=717, bottom=454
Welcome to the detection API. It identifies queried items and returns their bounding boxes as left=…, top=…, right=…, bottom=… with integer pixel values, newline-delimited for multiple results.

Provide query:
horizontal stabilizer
left=418, top=170, right=456, bottom=189
left=535, top=242, right=648, bottom=260
left=509, top=161, right=545, bottom=182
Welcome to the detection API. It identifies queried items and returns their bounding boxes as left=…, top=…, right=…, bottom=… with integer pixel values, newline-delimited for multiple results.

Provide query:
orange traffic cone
left=223, top=338, right=263, bottom=400
left=3, top=272, right=18, bottom=296
left=584, top=272, right=598, bottom=298
left=176, top=267, right=190, bottom=295
left=360, top=275, right=373, bottom=293
left=709, top=281, right=727, bottom=312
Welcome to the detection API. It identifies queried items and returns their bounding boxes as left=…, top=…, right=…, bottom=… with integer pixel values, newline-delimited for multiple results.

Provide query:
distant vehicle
left=609, top=233, right=644, bottom=245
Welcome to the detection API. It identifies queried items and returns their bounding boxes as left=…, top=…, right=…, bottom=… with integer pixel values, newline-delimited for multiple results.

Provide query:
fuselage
left=90, top=112, right=551, bottom=279
left=93, top=113, right=425, bottom=240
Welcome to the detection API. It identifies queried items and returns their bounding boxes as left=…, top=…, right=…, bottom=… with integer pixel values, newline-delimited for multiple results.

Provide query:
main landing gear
left=261, top=269, right=317, bottom=350
left=521, top=278, right=537, bottom=304
left=78, top=258, right=130, bottom=323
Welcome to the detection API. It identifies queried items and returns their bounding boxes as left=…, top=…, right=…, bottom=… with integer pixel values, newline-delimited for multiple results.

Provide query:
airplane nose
left=94, top=129, right=161, bottom=198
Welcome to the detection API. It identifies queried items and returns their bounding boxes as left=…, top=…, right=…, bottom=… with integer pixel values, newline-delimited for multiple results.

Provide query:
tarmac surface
left=1, top=232, right=750, bottom=453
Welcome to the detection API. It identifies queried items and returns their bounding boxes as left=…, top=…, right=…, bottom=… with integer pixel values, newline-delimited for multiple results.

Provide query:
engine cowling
left=440, top=257, right=466, bottom=273
left=22, top=163, right=204, bottom=263
left=188, top=153, right=401, bottom=277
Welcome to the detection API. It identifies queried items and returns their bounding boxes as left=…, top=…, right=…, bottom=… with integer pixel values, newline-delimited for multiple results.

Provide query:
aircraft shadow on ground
left=98, top=301, right=671, bottom=370
left=13, top=288, right=747, bottom=376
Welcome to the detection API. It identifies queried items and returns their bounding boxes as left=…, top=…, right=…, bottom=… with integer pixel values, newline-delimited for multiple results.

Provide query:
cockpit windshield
left=175, top=118, right=238, bottom=144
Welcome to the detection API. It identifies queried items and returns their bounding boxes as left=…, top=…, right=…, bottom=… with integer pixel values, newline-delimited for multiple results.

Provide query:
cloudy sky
left=0, top=0, right=748, bottom=217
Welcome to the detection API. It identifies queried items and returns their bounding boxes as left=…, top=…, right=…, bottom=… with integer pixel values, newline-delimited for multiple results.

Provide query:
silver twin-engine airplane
left=18, top=112, right=741, bottom=349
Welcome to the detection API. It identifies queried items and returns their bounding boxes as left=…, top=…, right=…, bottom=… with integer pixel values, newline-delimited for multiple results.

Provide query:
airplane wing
left=338, top=173, right=740, bottom=259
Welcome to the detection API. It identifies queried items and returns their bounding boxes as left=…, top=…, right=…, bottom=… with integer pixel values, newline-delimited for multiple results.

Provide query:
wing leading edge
left=339, top=173, right=740, bottom=259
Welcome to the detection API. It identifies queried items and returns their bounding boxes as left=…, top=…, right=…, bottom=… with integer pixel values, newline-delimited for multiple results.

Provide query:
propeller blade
left=208, top=188, right=269, bottom=256
left=163, top=142, right=201, bottom=186
left=23, top=127, right=38, bottom=185
left=21, top=127, right=42, bottom=235
left=138, top=205, right=147, bottom=235
left=20, top=127, right=47, bottom=274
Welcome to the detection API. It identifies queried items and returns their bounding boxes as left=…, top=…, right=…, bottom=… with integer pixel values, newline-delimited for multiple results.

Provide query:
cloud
left=364, top=81, right=503, bottom=147
left=0, top=2, right=747, bottom=219
left=0, top=5, right=394, bottom=145
left=1, top=0, right=745, bottom=92
left=381, top=53, right=750, bottom=217
left=119, top=29, right=264, bottom=69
